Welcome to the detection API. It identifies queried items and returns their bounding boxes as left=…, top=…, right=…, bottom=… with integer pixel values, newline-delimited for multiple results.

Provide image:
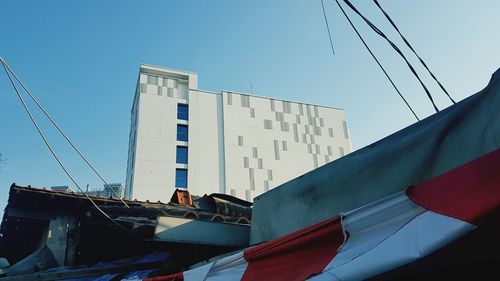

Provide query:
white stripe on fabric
left=329, top=192, right=426, bottom=269
left=184, top=262, right=214, bottom=281
left=203, top=251, right=248, bottom=281
left=309, top=211, right=475, bottom=281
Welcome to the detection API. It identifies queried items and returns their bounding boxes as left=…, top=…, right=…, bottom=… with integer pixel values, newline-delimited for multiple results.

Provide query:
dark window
left=175, top=169, right=187, bottom=188
left=177, top=104, right=188, bottom=120
left=177, top=124, right=188, bottom=141
left=176, top=146, right=188, bottom=164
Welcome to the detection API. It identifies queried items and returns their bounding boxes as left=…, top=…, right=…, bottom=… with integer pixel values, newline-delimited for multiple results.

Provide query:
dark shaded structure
left=0, top=184, right=251, bottom=278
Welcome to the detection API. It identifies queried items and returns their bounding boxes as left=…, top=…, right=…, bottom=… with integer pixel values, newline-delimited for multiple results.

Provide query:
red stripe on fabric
left=242, top=216, right=344, bottom=281
left=407, top=148, right=500, bottom=225
left=144, top=271, right=183, bottom=281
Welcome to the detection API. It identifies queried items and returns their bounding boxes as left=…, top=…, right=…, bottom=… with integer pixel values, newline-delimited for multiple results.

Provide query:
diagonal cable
left=340, top=0, right=439, bottom=113
left=1, top=58, right=128, bottom=231
left=1, top=59, right=129, bottom=207
left=321, top=0, right=336, bottom=55
left=373, top=0, right=455, bottom=104
left=332, top=0, right=420, bottom=121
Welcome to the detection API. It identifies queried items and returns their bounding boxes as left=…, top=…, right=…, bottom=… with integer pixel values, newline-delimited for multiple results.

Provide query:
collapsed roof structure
left=0, top=185, right=252, bottom=279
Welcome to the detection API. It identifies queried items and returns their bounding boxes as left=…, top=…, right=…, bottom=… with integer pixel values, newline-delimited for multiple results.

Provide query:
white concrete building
left=125, top=64, right=352, bottom=202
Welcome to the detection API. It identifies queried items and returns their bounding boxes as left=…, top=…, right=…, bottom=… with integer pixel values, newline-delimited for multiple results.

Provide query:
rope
left=1, top=59, right=129, bottom=207
left=321, top=0, right=336, bottom=55
left=1, top=58, right=128, bottom=231
left=373, top=0, right=456, bottom=104
left=332, top=0, right=420, bottom=121
left=340, top=0, right=440, bottom=113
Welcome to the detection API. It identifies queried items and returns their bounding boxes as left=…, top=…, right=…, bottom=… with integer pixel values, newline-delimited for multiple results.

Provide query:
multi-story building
left=51, top=183, right=125, bottom=199
left=50, top=185, right=72, bottom=193
left=102, top=183, right=125, bottom=198
left=125, top=64, right=352, bottom=202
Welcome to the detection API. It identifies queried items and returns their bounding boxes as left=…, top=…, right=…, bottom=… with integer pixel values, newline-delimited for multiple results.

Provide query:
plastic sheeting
left=147, top=148, right=500, bottom=280
left=42, top=251, right=169, bottom=281
left=6, top=245, right=58, bottom=276
left=251, top=68, right=500, bottom=244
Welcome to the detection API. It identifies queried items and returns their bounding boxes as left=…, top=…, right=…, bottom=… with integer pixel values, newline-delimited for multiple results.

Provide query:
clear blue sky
left=1, top=0, right=499, bottom=211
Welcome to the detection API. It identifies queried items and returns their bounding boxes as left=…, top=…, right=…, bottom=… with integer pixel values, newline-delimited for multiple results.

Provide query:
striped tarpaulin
left=146, top=148, right=500, bottom=281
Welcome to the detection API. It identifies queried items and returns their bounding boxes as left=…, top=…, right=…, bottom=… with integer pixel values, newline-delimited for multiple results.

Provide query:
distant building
left=102, top=183, right=125, bottom=198
left=50, top=183, right=125, bottom=199
left=125, top=64, right=352, bottom=202
left=50, top=185, right=72, bottom=193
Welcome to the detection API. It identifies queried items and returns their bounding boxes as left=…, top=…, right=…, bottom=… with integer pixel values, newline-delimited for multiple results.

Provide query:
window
left=314, top=126, right=322, bottom=136
left=147, top=75, right=158, bottom=85
left=177, top=104, right=188, bottom=120
left=264, top=119, right=273, bottom=130
left=177, top=124, right=188, bottom=141
left=281, top=122, right=289, bottom=132
left=283, top=101, right=291, bottom=113
left=241, top=95, right=250, bottom=107
left=343, top=121, right=349, bottom=139
left=275, top=112, right=283, bottom=122
left=273, top=140, right=280, bottom=160
left=175, top=169, right=188, bottom=188
left=176, top=146, right=188, bottom=164
left=282, top=141, right=288, bottom=151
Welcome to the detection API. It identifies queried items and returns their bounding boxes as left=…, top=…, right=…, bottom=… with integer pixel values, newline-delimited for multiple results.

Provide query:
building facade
left=50, top=185, right=72, bottom=193
left=125, top=64, right=352, bottom=202
left=50, top=183, right=125, bottom=199
left=102, top=183, right=125, bottom=198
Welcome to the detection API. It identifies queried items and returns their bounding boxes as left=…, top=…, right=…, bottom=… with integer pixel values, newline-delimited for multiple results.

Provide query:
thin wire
left=373, top=0, right=455, bottom=104
left=1, top=59, right=128, bottom=231
left=1, top=59, right=129, bottom=207
left=340, top=0, right=439, bottom=113
left=321, top=0, right=336, bottom=55
left=332, top=0, right=420, bottom=121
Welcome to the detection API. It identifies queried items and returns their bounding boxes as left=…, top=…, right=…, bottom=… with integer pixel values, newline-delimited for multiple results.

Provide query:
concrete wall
left=222, top=91, right=351, bottom=201
left=187, top=89, right=223, bottom=196
left=126, top=65, right=197, bottom=201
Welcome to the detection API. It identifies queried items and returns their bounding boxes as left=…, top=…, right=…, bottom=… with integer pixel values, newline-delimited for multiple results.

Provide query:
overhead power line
left=340, top=0, right=440, bottom=113
left=332, top=0, right=420, bottom=121
left=1, top=58, right=128, bottom=231
left=1, top=58, right=129, bottom=208
left=373, top=0, right=456, bottom=104
left=321, top=0, right=336, bottom=55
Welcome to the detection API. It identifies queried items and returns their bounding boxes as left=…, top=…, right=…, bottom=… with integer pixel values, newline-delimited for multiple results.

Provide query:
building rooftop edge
left=138, top=64, right=344, bottom=111
left=140, top=64, right=198, bottom=76
left=221, top=90, right=345, bottom=111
